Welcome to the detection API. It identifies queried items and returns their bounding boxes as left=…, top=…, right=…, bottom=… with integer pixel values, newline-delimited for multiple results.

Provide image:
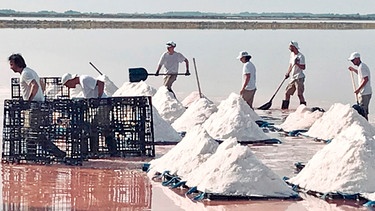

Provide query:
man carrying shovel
left=155, top=41, right=190, bottom=98
left=282, top=41, right=306, bottom=109
left=348, top=52, right=372, bottom=120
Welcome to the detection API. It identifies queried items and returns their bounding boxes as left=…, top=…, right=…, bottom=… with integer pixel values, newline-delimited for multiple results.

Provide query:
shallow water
left=1, top=109, right=372, bottom=210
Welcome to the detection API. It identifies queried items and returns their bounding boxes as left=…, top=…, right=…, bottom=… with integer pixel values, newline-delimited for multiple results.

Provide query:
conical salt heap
left=172, top=97, right=218, bottom=133
left=279, top=104, right=324, bottom=132
left=147, top=126, right=219, bottom=178
left=288, top=121, right=375, bottom=194
left=112, top=81, right=156, bottom=97
left=305, top=103, right=375, bottom=140
left=152, top=86, right=186, bottom=124
left=185, top=138, right=298, bottom=198
left=203, top=93, right=268, bottom=141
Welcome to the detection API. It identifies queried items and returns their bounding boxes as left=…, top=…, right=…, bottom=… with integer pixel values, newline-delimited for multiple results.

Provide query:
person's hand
left=185, top=72, right=190, bottom=76
left=155, top=72, right=159, bottom=76
left=348, top=67, right=355, bottom=72
left=294, top=58, right=300, bottom=65
left=285, top=74, right=289, bottom=79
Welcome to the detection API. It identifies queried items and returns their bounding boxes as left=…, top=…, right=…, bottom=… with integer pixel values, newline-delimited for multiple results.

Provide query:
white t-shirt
left=79, top=75, right=107, bottom=98
left=289, top=52, right=305, bottom=80
left=20, top=67, right=44, bottom=102
left=158, top=51, right=186, bottom=74
left=243, top=61, right=256, bottom=90
left=358, top=62, right=372, bottom=95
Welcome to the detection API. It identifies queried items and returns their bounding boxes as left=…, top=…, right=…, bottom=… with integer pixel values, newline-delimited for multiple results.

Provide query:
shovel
left=129, top=67, right=187, bottom=82
left=257, top=77, right=287, bottom=110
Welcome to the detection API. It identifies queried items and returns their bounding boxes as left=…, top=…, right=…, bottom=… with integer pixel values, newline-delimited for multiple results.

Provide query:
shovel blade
left=257, top=101, right=272, bottom=110
left=129, top=67, right=148, bottom=82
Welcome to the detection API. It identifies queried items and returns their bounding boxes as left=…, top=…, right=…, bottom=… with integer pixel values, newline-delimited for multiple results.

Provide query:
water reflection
left=2, top=163, right=152, bottom=210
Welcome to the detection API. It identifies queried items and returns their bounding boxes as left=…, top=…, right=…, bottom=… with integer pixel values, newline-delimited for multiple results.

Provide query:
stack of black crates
left=2, top=77, right=155, bottom=166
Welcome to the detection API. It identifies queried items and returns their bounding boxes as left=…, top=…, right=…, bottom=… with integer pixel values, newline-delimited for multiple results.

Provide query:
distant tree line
left=0, top=9, right=375, bottom=20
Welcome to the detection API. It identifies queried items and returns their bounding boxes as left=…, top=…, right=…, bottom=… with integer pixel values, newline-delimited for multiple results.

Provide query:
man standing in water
left=9, top=53, right=66, bottom=158
left=237, top=51, right=256, bottom=109
left=348, top=52, right=372, bottom=120
left=155, top=41, right=190, bottom=98
left=282, top=41, right=306, bottom=109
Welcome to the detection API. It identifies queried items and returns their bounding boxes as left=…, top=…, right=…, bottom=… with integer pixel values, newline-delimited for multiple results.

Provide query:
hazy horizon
left=0, top=1, right=374, bottom=15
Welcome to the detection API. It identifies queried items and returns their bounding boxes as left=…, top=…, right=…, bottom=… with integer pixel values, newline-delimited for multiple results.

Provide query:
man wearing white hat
left=237, top=51, right=256, bottom=109
left=282, top=40, right=306, bottom=109
left=61, top=73, right=106, bottom=98
left=155, top=41, right=190, bottom=98
left=348, top=52, right=372, bottom=120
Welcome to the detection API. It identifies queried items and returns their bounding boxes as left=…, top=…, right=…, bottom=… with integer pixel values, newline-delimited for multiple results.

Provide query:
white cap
left=348, top=52, right=360, bottom=60
left=289, top=41, right=299, bottom=49
left=166, top=41, right=176, bottom=47
left=236, top=51, right=251, bottom=59
left=61, top=73, right=78, bottom=85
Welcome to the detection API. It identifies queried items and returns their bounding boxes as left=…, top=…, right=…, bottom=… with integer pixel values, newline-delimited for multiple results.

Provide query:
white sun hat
left=236, top=51, right=251, bottom=59
left=348, top=52, right=360, bottom=60
left=61, top=73, right=78, bottom=85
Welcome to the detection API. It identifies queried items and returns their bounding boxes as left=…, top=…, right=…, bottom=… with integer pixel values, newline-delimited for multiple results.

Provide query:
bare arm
left=40, top=79, right=46, bottom=92
left=155, top=64, right=162, bottom=75
left=348, top=66, right=358, bottom=74
left=240, top=73, right=250, bottom=95
left=97, top=80, right=105, bottom=98
left=28, top=79, right=39, bottom=102
left=355, top=76, right=369, bottom=94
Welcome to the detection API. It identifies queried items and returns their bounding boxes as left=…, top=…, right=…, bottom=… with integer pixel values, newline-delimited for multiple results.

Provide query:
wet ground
left=1, top=109, right=373, bottom=210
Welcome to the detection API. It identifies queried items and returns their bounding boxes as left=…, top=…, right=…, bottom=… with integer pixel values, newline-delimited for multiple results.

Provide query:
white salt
left=185, top=138, right=297, bottom=197
left=289, top=121, right=375, bottom=194
left=112, top=81, right=156, bottom=97
left=203, top=93, right=269, bottom=141
left=152, top=106, right=182, bottom=142
left=152, top=86, right=186, bottom=124
left=147, top=126, right=219, bottom=178
left=279, top=104, right=324, bottom=132
left=305, top=103, right=375, bottom=140
left=181, top=91, right=205, bottom=108
left=172, top=97, right=217, bottom=133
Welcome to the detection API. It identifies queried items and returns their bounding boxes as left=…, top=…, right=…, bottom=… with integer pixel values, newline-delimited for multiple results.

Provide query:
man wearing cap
left=348, top=52, right=372, bottom=120
left=282, top=41, right=306, bottom=109
left=62, top=73, right=117, bottom=156
left=155, top=41, right=190, bottom=97
left=61, top=73, right=106, bottom=98
left=237, top=51, right=257, bottom=109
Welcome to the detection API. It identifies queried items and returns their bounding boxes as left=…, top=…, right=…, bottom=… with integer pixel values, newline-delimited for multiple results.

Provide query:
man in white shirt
left=282, top=41, right=306, bottom=109
left=155, top=41, right=190, bottom=97
left=237, top=51, right=257, bottom=109
left=62, top=73, right=115, bottom=156
left=348, top=52, right=372, bottom=120
left=9, top=54, right=45, bottom=102
left=62, top=73, right=106, bottom=98
left=9, top=54, right=66, bottom=158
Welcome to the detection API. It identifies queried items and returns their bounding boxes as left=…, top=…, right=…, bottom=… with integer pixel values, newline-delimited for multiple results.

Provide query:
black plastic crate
left=2, top=99, right=84, bottom=165
left=11, top=77, right=70, bottom=101
left=84, top=97, right=155, bottom=158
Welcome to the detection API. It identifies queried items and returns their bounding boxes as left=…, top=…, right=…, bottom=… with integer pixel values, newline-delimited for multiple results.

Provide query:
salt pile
left=181, top=91, right=206, bottom=107
left=288, top=121, right=375, bottom=194
left=305, top=103, right=375, bottom=140
left=203, top=93, right=269, bottom=141
left=152, top=86, right=186, bottom=124
left=97, top=74, right=119, bottom=96
left=113, top=81, right=156, bottom=97
left=147, top=126, right=219, bottom=178
left=278, top=105, right=324, bottom=132
left=172, top=97, right=218, bottom=133
left=185, top=138, right=297, bottom=197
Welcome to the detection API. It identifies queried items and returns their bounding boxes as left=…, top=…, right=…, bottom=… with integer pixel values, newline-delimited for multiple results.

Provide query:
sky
left=0, top=0, right=375, bottom=15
